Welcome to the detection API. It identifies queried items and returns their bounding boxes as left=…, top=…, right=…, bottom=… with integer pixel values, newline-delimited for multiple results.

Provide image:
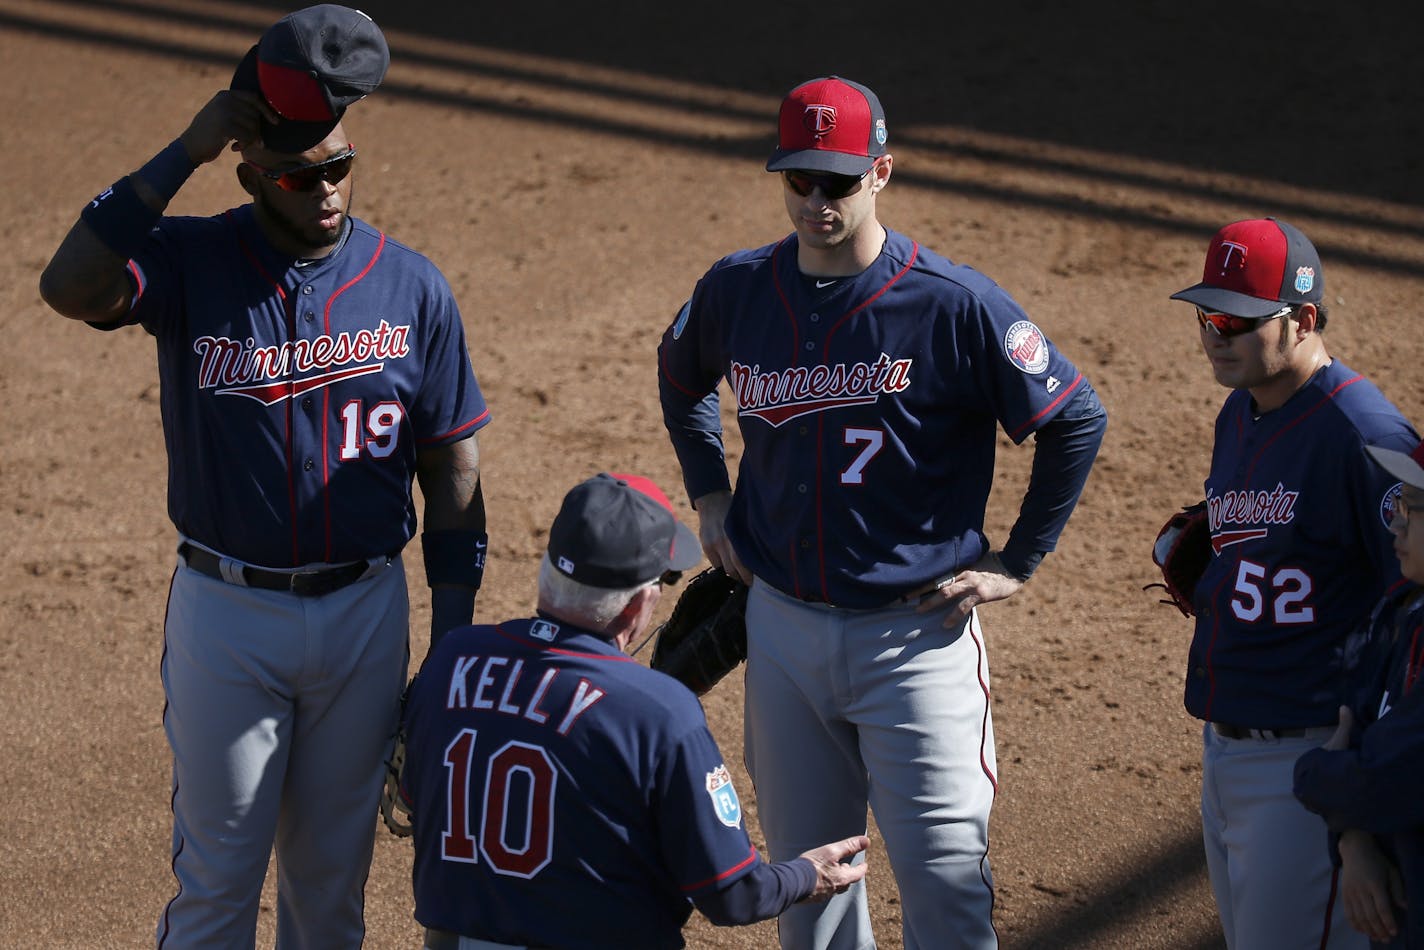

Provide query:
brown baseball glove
left=1146, top=501, right=1211, bottom=617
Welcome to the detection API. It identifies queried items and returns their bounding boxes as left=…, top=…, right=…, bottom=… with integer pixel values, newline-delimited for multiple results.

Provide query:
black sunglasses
left=783, top=167, right=871, bottom=200
left=658, top=570, right=683, bottom=587
left=1196, top=304, right=1293, bottom=338
left=247, top=145, right=356, bottom=192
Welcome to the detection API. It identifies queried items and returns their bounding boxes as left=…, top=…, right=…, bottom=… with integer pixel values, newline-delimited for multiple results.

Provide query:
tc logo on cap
left=803, top=104, right=837, bottom=138
left=1215, top=240, right=1249, bottom=276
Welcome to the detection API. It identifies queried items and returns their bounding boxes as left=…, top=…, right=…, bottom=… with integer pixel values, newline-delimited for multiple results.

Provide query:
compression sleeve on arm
left=659, top=381, right=733, bottom=504
left=692, top=858, right=818, bottom=927
left=1000, top=381, right=1107, bottom=579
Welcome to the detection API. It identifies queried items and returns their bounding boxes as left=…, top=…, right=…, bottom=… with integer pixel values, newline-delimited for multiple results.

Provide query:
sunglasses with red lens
left=783, top=168, right=870, bottom=200
left=247, top=145, right=356, bottom=192
left=1196, top=304, right=1293, bottom=338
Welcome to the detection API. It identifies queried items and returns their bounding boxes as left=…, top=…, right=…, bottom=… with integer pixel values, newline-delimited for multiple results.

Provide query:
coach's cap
left=547, top=473, right=702, bottom=589
left=1170, top=217, right=1324, bottom=319
left=1366, top=442, right=1424, bottom=492
left=230, top=4, right=389, bottom=154
left=766, top=76, right=888, bottom=176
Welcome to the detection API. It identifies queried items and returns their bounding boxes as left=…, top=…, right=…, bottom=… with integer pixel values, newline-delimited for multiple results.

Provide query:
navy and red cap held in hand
left=766, top=76, right=888, bottom=176
left=548, top=473, right=702, bottom=590
left=1171, top=217, right=1324, bottom=319
left=230, top=4, right=390, bottom=154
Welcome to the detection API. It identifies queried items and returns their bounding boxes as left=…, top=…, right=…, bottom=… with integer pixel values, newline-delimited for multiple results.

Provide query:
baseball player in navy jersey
left=657, top=76, right=1107, bottom=949
left=401, top=472, right=870, bottom=950
left=1169, top=217, right=1417, bottom=949
left=1295, top=439, right=1424, bottom=949
left=37, top=7, right=490, bottom=948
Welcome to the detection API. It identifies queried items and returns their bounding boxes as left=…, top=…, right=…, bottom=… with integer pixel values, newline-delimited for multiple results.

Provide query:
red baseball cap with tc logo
left=766, top=76, right=888, bottom=176
left=1170, top=217, right=1324, bottom=318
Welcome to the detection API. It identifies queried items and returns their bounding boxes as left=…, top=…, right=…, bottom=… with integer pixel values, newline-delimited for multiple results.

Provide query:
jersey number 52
left=1230, top=558, right=1315, bottom=625
left=439, top=728, right=557, bottom=878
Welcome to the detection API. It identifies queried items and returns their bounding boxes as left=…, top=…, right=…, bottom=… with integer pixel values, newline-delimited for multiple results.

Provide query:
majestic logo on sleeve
left=1207, top=482, right=1299, bottom=552
left=192, top=320, right=411, bottom=405
left=1003, top=320, right=1049, bottom=374
left=728, top=353, right=912, bottom=427
left=705, top=764, right=742, bottom=828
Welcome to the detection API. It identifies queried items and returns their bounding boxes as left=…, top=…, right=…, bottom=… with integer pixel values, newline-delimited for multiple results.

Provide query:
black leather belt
left=179, top=542, right=377, bottom=597
left=1211, top=723, right=1313, bottom=740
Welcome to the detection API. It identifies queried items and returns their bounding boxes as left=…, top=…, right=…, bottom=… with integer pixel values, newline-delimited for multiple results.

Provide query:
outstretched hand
left=799, top=835, right=870, bottom=903
left=916, top=551, right=1025, bottom=627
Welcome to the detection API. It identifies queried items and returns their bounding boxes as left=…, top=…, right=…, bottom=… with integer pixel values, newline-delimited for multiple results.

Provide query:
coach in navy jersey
left=37, top=7, right=490, bottom=948
left=658, top=76, right=1107, bottom=949
left=1295, top=440, right=1424, bottom=949
left=1169, top=218, right=1417, bottom=949
left=402, top=472, right=870, bottom=950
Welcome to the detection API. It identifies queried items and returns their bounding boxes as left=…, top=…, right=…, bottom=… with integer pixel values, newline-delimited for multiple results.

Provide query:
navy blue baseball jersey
left=116, top=205, right=488, bottom=566
left=403, top=616, right=763, bottom=950
left=658, top=228, right=1086, bottom=607
left=1295, top=586, right=1424, bottom=946
left=1186, top=359, right=1417, bottom=727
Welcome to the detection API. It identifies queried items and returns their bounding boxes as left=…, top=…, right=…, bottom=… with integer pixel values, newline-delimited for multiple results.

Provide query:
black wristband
left=80, top=176, right=159, bottom=260
left=136, top=138, right=197, bottom=203
left=422, top=530, right=488, bottom=588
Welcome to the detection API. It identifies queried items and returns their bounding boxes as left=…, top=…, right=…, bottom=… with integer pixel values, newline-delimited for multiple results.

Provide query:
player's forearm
left=660, top=384, right=731, bottom=503
left=39, top=139, right=196, bottom=323
left=1002, top=384, right=1107, bottom=578
left=417, top=437, right=487, bottom=643
left=693, top=859, right=817, bottom=926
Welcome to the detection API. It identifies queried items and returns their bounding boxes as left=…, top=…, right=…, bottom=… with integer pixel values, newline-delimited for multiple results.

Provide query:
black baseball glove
left=650, top=567, right=750, bottom=696
left=1146, top=501, right=1211, bottom=617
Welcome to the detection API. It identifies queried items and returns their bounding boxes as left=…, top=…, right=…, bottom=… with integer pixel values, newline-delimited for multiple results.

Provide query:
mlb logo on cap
left=766, top=76, right=888, bottom=176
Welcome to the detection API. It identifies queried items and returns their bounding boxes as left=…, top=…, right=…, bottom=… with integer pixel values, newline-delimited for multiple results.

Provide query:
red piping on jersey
left=489, top=623, right=638, bottom=662
left=156, top=565, right=182, bottom=949
left=320, top=232, right=386, bottom=561
left=1199, top=373, right=1369, bottom=716
left=418, top=409, right=490, bottom=446
left=1008, top=372, right=1084, bottom=443
left=804, top=241, right=919, bottom=601
left=1319, top=864, right=1342, bottom=949
left=1406, top=623, right=1424, bottom=695
left=969, top=612, right=999, bottom=793
left=658, top=343, right=706, bottom=399
left=126, top=259, right=145, bottom=303
left=769, top=238, right=803, bottom=364
left=682, top=844, right=759, bottom=892
left=1244, top=374, right=1364, bottom=483
left=230, top=212, right=306, bottom=562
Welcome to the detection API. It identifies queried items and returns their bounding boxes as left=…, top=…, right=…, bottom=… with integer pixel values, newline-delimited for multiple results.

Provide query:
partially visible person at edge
left=400, top=472, right=870, bottom=950
left=1295, top=438, right=1424, bottom=949
left=1168, top=217, right=1416, bottom=950
left=36, top=6, right=490, bottom=947
left=657, top=75, right=1107, bottom=949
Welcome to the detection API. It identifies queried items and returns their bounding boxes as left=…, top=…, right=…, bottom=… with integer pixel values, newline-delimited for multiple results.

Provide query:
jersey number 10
left=440, top=727, right=557, bottom=878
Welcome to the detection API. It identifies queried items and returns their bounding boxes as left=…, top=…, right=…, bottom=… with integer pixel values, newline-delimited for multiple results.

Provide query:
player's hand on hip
left=1338, top=829, right=1402, bottom=942
left=917, top=550, right=1024, bottom=627
left=799, top=835, right=870, bottom=903
left=181, top=90, right=282, bottom=164
left=1323, top=705, right=1355, bottom=751
left=692, top=489, right=752, bottom=585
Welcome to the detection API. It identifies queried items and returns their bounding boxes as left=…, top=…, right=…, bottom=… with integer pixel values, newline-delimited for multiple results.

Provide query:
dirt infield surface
left=4, top=1, right=1423, bottom=947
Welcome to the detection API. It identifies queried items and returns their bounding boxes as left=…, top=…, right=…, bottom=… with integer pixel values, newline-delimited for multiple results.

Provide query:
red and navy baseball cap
left=1366, top=442, right=1424, bottom=492
left=1170, top=217, right=1324, bottom=318
left=765, top=76, right=888, bottom=176
left=230, top=4, right=389, bottom=154
left=547, top=473, right=702, bottom=589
